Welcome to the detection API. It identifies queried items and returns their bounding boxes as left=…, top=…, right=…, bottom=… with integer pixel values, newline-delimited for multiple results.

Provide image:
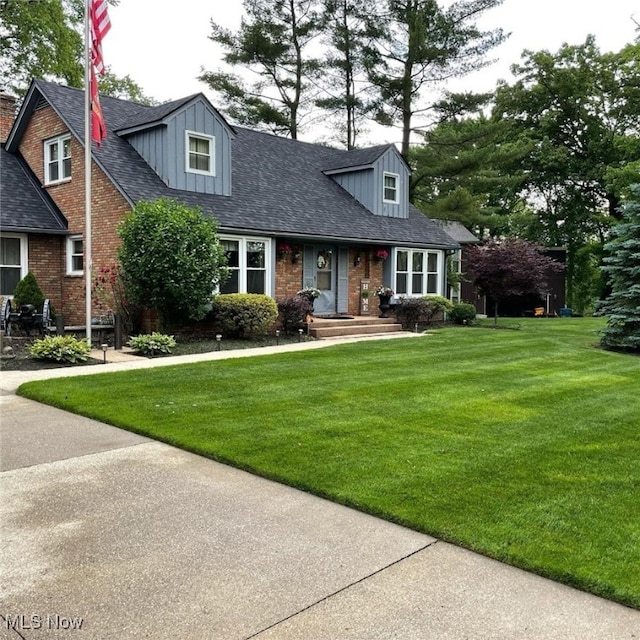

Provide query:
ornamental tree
left=597, top=185, right=640, bottom=352
left=118, top=199, right=227, bottom=329
left=466, top=238, right=563, bottom=323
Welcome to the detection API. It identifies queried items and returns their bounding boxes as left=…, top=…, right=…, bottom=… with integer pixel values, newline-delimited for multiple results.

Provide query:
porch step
left=309, top=315, right=404, bottom=339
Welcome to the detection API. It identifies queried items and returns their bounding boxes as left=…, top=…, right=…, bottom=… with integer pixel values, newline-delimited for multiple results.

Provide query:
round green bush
left=211, top=294, right=278, bottom=338
left=450, top=303, right=477, bottom=324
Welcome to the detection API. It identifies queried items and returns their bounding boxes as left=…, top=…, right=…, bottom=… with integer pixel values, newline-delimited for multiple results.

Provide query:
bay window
left=394, top=249, right=442, bottom=297
left=220, top=237, right=269, bottom=295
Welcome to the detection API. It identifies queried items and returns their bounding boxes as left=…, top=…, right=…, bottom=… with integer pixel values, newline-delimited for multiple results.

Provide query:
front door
left=312, top=246, right=336, bottom=314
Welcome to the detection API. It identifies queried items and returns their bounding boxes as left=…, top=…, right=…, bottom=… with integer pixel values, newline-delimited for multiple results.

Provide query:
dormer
left=115, top=94, right=235, bottom=196
left=323, top=144, right=410, bottom=218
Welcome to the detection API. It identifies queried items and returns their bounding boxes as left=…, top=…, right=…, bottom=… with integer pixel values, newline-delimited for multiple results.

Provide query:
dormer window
left=383, top=172, right=399, bottom=204
left=186, top=131, right=215, bottom=176
left=44, top=134, right=71, bottom=184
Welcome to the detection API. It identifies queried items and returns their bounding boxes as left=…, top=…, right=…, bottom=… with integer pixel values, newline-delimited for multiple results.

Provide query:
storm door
left=310, top=246, right=336, bottom=314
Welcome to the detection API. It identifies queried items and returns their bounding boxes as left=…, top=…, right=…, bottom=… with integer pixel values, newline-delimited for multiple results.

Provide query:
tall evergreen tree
left=598, top=185, right=640, bottom=352
left=364, top=0, right=506, bottom=161
left=316, top=0, right=381, bottom=148
left=200, top=0, right=322, bottom=139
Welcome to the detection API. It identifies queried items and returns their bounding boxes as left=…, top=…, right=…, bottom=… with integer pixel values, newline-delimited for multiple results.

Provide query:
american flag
left=89, top=0, right=111, bottom=145
left=90, top=0, right=111, bottom=75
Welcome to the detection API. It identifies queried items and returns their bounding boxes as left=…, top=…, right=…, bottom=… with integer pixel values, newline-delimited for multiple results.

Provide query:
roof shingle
left=18, top=80, right=458, bottom=248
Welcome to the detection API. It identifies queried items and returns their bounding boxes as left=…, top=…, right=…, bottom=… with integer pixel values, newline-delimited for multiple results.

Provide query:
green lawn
left=18, top=318, right=640, bottom=608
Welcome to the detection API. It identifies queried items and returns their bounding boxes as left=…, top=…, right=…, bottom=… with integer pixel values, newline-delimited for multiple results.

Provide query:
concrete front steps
left=309, top=315, right=404, bottom=339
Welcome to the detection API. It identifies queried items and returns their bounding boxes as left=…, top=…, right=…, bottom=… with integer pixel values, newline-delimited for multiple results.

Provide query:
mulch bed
left=0, top=336, right=102, bottom=371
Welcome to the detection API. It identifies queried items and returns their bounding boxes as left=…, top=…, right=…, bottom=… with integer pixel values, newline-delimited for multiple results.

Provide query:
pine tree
left=12, top=271, right=46, bottom=309
left=598, top=185, right=640, bottom=351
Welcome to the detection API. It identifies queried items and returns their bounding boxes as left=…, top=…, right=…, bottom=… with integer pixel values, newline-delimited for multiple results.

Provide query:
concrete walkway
left=1, top=337, right=639, bottom=639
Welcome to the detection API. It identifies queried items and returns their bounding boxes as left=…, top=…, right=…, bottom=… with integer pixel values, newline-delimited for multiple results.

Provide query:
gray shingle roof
left=16, top=80, right=457, bottom=249
left=0, top=146, right=67, bottom=233
left=322, top=144, right=393, bottom=172
left=435, top=220, right=480, bottom=244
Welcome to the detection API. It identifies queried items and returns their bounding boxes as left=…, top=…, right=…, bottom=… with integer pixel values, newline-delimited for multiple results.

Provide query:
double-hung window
left=44, top=134, right=71, bottom=184
left=395, top=249, right=442, bottom=297
left=186, top=131, right=215, bottom=175
left=0, top=234, right=27, bottom=297
left=66, top=235, right=83, bottom=275
left=383, top=172, right=399, bottom=204
left=449, top=250, right=462, bottom=303
left=220, top=237, right=269, bottom=295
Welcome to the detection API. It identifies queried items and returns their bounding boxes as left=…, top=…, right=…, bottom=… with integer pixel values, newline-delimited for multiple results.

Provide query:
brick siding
left=19, top=105, right=132, bottom=325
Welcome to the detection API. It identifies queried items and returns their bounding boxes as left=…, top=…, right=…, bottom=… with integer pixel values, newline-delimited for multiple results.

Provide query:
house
left=434, top=220, right=482, bottom=309
left=434, top=220, right=566, bottom=317
left=1, top=79, right=459, bottom=326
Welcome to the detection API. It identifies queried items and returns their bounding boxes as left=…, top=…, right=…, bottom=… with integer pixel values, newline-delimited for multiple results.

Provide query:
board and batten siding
left=126, top=100, right=233, bottom=196
left=329, top=147, right=408, bottom=218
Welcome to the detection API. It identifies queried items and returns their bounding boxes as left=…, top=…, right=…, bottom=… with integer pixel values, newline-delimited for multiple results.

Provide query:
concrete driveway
left=1, top=347, right=640, bottom=639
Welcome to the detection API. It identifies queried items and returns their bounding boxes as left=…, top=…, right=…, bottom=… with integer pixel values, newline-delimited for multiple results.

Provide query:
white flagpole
left=84, top=0, right=92, bottom=347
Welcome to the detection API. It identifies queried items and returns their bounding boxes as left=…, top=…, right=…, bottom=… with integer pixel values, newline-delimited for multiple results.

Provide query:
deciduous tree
left=118, top=199, right=227, bottom=329
left=466, top=238, right=562, bottom=324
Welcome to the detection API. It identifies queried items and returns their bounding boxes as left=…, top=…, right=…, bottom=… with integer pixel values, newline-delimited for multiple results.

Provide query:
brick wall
left=19, top=105, right=132, bottom=325
left=274, top=246, right=386, bottom=316
left=0, top=93, right=17, bottom=143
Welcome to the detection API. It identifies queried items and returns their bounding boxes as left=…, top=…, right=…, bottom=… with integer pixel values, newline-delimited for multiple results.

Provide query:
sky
left=103, top=0, right=639, bottom=145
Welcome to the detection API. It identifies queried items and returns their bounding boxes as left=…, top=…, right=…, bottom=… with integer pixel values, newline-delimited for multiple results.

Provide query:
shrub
left=12, top=271, right=46, bottom=309
left=118, top=198, right=227, bottom=329
left=450, top=302, right=477, bottom=325
left=211, top=294, right=278, bottom=338
left=29, top=335, right=91, bottom=363
left=395, top=295, right=454, bottom=329
left=277, top=295, right=313, bottom=335
left=128, top=332, right=177, bottom=355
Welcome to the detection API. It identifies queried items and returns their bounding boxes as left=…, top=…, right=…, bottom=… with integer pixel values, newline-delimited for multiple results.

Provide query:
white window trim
left=185, top=130, right=215, bottom=176
left=393, top=248, right=443, bottom=297
left=383, top=172, right=400, bottom=204
left=44, top=134, right=71, bottom=185
left=219, top=235, right=271, bottom=296
left=0, top=233, right=28, bottom=296
left=449, top=249, right=462, bottom=303
left=66, top=234, right=83, bottom=276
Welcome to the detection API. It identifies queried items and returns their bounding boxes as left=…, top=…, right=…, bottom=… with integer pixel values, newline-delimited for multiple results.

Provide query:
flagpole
left=84, top=0, right=92, bottom=347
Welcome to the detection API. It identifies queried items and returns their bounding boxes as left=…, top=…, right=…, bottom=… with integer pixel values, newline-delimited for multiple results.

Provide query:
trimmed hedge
left=450, top=302, right=477, bottom=325
left=395, top=295, right=454, bottom=329
left=211, top=293, right=278, bottom=338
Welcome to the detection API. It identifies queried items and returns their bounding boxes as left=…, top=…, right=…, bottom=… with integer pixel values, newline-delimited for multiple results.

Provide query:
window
left=395, top=249, right=442, bottom=297
left=449, top=250, right=462, bottom=303
left=186, top=131, right=215, bottom=175
left=383, top=172, right=399, bottom=204
left=44, top=134, right=71, bottom=184
left=220, top=237, right=269, bottom=295
left=0, top=234, right=27, bottom=296
left=66, top=235, right=83, bottom=275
